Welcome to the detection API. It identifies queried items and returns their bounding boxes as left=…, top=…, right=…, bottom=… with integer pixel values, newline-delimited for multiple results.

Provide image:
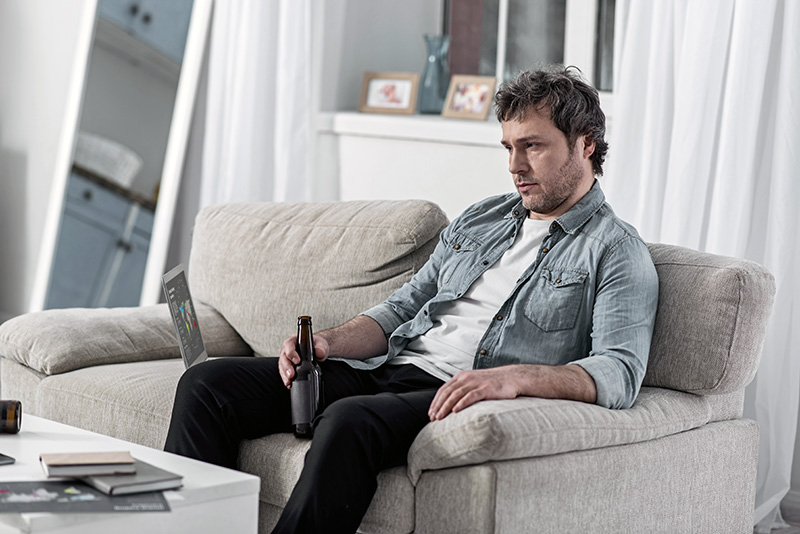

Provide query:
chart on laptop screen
left=164, top=268, right=206, bottom=367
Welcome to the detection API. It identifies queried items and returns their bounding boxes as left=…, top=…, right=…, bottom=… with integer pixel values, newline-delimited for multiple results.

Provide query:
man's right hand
left=278, top=335, right=330, bottom=388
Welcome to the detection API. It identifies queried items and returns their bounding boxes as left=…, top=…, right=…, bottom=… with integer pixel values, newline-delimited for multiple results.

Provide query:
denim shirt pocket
left=439, top=231, right=483, bottom=287
left=525, top=267, right=589, bottom=332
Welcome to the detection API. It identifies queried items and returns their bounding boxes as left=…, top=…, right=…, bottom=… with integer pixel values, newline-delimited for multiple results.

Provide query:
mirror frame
left=30, top=0, right=213, bottom=312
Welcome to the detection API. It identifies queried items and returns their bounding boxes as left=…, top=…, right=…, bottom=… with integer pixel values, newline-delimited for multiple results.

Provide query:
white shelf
left=317, top=92, right=613, bottom=148
left=318, top=111, right=504, bottom=147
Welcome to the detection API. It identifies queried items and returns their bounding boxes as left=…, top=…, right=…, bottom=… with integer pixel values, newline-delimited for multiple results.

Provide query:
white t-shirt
left=391, top=216, right=551, bottom=382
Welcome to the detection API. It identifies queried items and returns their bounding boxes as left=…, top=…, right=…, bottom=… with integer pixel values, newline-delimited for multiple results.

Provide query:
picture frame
left=442, top=75, right=498, bottom=120
left=358, top=72, right=420, bottom=115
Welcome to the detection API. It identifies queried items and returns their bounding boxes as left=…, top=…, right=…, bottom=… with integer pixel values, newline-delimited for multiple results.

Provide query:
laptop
left=161, top=264, right=208, bottom=369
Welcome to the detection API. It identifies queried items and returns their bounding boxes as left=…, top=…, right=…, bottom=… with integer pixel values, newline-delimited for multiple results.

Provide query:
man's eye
left=527, top=143, right=537, bottom=149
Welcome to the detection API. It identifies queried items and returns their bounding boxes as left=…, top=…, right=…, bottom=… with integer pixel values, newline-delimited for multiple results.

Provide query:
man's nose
left=509, top=149, right=529, bottom=175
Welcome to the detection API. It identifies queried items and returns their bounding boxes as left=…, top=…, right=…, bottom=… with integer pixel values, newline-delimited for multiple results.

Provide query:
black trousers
left=164, top=357, right=444, bottom=533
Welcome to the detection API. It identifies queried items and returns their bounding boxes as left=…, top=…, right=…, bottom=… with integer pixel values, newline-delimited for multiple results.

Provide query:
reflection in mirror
left=35, top=0, right=208, bottom=310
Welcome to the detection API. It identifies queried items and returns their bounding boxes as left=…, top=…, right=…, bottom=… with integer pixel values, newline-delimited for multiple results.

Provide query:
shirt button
left=480, top=349, right=487, bottom=355
left=482, top=260, right=489, bottom=266
left=454, top=244, right=461, bottom=250
left=496, top=315, right=503, bottom=321
left=542, top=248, right=549, bottom=253
left=556, top=279, right=562, bottom=283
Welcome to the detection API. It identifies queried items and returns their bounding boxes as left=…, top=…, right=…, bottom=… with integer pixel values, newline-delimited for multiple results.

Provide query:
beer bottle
left=290, top=316, right=322, bottom=438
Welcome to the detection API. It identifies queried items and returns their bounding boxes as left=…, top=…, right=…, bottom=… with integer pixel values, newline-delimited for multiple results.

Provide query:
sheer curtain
left=200, top=0, right=312, bottom=207
left=607, top=1, right=800, bottom=531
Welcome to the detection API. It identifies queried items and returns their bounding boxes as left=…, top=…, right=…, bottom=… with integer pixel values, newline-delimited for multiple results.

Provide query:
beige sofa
left=0, top=199, right=775, bottom=533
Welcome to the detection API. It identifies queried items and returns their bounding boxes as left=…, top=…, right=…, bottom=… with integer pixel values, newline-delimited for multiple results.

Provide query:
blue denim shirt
left=345, top=181, right=658, bottom=409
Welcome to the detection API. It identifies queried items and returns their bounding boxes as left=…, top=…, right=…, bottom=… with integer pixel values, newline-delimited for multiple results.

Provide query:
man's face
left=500, top=107, right=595, bottom=220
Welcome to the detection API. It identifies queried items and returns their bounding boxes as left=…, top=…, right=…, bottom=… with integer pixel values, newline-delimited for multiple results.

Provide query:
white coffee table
left=0, top=416, right=260, bottom=533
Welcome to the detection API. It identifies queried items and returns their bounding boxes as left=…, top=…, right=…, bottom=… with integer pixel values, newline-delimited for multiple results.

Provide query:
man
left=165, top=66, right=659, bottom=533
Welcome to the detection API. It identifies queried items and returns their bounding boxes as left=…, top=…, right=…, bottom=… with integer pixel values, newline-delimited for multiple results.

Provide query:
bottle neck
left=296, top=318, right=315, bottom=362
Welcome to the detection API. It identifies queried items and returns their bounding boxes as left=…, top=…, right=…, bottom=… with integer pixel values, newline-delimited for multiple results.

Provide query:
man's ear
left=582, top=134, right=596, bottom=159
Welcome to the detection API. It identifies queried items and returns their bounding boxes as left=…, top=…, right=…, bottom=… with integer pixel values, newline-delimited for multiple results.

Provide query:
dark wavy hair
left=494, top=66, right=608, bottom=176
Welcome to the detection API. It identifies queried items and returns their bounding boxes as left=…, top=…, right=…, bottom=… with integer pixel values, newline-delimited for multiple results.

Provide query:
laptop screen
left=162, top=265, right=207, bottom=368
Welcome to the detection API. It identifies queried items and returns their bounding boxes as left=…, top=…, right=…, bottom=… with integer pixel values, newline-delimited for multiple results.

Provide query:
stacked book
left=39, top=451, right=182, bottom=495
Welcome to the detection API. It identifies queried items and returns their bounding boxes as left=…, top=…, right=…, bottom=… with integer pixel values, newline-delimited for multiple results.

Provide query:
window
left=445, top=0, right=615, bottom=92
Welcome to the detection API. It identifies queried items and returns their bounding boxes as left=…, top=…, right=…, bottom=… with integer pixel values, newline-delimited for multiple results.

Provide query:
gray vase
left=418, top=35, right=451, bottom=114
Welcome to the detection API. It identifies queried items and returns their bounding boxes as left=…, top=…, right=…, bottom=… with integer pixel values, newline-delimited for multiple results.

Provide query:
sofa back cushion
left=188, top=200, right=449, bottom=357
left=644, top=244, right=775, bottom=395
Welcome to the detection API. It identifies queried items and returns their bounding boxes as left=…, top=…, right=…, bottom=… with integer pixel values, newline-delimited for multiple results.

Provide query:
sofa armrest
left=0, top=303, right=252, bottom=376
left=406, top=387, right=711, bottom=484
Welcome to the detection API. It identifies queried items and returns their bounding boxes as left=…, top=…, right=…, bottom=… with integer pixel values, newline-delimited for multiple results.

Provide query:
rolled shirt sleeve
left=571, top=236, right=659, bottom=409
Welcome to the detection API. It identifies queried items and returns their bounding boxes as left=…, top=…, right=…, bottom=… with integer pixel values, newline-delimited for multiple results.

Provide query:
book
left=40, top=451, right=136, bottom=477
left=80, top=459, right=183, bottom=495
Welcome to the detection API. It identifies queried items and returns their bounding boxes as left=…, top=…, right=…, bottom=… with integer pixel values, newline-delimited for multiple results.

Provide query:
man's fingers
left=279, top=357, right=293, bottom=388
left=430, top=380, right=472, bottom=421
left=279, top=336, right=301, bottom=388
left=283, top=363, right=293, bottom=385
left=313, top=336, right=330, bottom=361
left=428, top=369, right=517, bottom=421
left=428, top=383, right=451, bottom=419
left=281, top=337, right=301, bottom=363
left=451, top=388, right=484, bottom=414
left=429, top=374, right=465, bottom=419
left=431, top=390, right=464, bottom=420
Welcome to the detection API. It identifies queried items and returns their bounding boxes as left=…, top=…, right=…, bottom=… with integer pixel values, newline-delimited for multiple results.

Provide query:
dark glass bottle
left=290, top=316, right=322, bottom=438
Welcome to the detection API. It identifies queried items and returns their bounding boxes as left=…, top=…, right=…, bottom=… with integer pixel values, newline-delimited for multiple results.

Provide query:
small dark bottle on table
left=291, top=316, right=322, bottom=438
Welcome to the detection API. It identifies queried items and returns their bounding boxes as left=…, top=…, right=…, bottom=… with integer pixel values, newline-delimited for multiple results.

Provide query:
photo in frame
left=442, top=75, right=498, bottom=120
left=358, top=72, right=420, bottom=115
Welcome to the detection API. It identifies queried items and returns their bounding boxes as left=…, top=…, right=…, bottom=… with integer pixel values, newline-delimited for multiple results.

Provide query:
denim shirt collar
left=505, top=179, right=606, bottom=235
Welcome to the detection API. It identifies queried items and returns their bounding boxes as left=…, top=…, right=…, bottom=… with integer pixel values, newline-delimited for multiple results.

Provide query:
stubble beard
left=520, top=147, right=586, bottom=215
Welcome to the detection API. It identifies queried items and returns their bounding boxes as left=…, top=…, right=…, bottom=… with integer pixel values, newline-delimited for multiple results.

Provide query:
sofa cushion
left=406, top=387, right=710, bottom=484
left=239, top=434, right=416, bottom=534
left=413, top=419, right=758, bottom=534
left=34, top=359, right=185, bottom=449
left=188, top=200, right=448, bottom=357
left=645, top=244, right=775, bottom=394
left=0, top=360, right=46, bottom=414
left=0, top=303, right=251, bottom=376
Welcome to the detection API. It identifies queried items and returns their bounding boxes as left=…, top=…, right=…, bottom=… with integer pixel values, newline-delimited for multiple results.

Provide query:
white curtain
left=200, top=0, right=313, bottom=207
left=607, top=1, right=800, bottom=531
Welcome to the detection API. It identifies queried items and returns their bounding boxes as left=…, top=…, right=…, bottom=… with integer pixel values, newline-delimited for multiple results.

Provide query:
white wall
left=319, top=0, right=442, bottom=113
left=0, top=0, right=92, bottom=322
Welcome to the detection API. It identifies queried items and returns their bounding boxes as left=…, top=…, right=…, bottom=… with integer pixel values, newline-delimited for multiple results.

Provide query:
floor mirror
left=30, top=0, right=212, bottom=311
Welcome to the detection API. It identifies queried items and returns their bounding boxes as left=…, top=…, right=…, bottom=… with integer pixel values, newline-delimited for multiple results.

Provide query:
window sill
left=317, top=93, right=612, bottom=147
left=317, top=111, right=503, bottom=147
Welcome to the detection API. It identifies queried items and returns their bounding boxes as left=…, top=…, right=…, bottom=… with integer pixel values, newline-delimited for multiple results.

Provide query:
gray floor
left=778, top=502, right=800, bottom=534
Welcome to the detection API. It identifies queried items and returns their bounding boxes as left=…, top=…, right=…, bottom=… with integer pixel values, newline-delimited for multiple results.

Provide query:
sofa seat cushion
left=35, top=359, right=185, bottom=449
left=407, top=387, right=710, bottom=483
left=239, top=434, right=415, bottom=534
left=0, top=304, right=251, bottom=376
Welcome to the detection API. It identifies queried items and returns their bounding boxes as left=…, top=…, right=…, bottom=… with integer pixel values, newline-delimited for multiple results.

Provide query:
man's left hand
left=427, top=364, right=597, bottom=421
left=428, top=367, right=520, bottom=421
